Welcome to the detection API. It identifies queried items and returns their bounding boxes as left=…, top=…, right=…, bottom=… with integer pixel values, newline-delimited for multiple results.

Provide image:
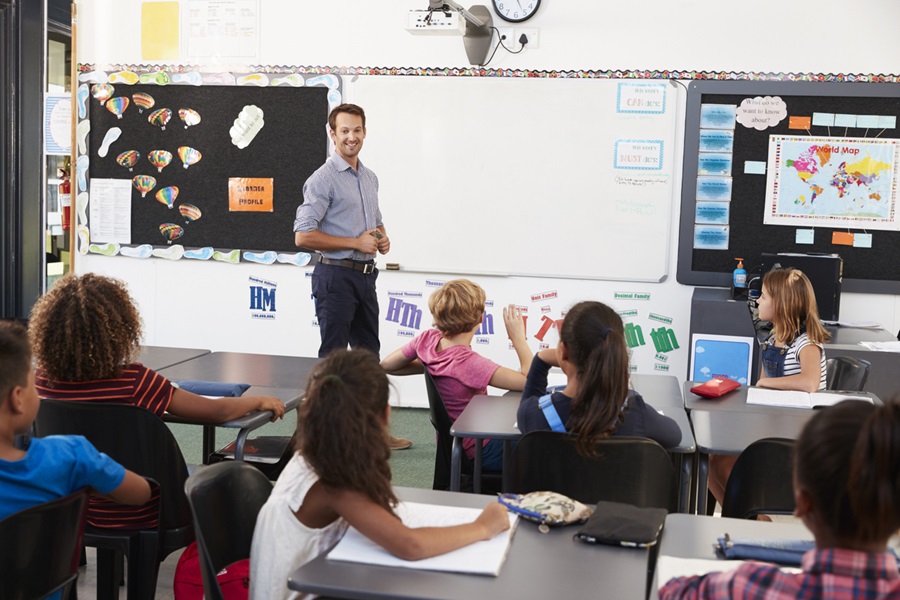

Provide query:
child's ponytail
left=296, top=349, right=397, bottom=512
left=560, top=302, right=631, bottom=457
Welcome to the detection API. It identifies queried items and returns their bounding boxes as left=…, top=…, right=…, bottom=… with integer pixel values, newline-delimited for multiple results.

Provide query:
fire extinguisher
left=59, top=167, right=71, bottom=231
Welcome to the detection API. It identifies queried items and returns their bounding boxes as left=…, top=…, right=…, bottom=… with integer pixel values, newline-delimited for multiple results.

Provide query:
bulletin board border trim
left=78, top=63, right=900, bottom=83
left=75, top=66, right=338, bottom=265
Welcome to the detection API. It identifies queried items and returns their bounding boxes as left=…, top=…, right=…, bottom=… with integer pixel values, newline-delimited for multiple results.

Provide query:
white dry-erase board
left=353, top=76, right=679, bottom=282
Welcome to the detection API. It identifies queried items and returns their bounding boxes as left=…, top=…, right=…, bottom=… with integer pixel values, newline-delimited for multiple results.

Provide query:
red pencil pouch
left=690, top=377, right=740, bottom=398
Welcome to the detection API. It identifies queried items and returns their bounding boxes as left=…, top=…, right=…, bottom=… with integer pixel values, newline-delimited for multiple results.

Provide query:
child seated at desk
left=660, top=398, right=900, bottom=599
left=517, top=301, right=680, bottom=453
left=249, top=349, right=509, bottom=600
left=709, top=268, right=829, bottom=507
left=0, top=320, right=150, bottom=521
left=28, top=273, right=285, bottom=528
left=381, top=279, right=532, bottom=471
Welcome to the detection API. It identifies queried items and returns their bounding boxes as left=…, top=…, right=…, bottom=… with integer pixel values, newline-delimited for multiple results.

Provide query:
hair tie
left=599, top=327, right=613, bottom=340
left=322, top=374, right=343, bottom=384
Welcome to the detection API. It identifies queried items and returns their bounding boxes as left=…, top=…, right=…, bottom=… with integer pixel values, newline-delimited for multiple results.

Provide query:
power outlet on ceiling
left=516, top=27, right=539, bottom=50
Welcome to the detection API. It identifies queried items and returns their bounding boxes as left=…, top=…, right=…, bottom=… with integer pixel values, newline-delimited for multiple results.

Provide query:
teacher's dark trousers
left=311, top=261, right=380, bottom=358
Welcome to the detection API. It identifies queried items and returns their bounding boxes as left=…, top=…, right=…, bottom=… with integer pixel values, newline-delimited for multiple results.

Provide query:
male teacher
left=294, top=103, right=411, bottom=450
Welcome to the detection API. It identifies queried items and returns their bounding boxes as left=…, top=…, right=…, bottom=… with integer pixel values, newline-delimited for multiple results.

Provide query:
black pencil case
left=573, top=501, right=667, bottom=548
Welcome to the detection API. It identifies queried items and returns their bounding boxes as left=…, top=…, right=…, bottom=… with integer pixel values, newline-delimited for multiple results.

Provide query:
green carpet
left=167, top=407, right=436, bottom=489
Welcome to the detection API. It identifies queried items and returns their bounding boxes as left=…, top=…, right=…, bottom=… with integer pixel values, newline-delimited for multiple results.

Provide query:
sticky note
left=142, top=2, right=180, bottom=61
left=693, top=225, right=729, bottom=250
left=832, top=231, right=854, bottom=246
left=857, top=115, right=880, bottom=128
left=812, top=113, right=835, bottom=127
left=788, top=116, right=812, bottom=130
left=795, top=229, right=815, bottom=245
left=744, top=161, right=766, bottom=175
left=878, top=115, right=897, bottom=129
left=853, top=233, right=873, bottom=248
left=834, top=114, right=857, bottom=128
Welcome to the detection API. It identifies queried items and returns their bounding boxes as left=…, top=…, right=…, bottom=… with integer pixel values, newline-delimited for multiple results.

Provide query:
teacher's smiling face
left=330, top=112, right=366, bottom=165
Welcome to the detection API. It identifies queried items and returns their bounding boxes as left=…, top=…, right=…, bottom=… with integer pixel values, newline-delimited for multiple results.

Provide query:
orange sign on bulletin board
left=228, top=178, right=274, bottom=212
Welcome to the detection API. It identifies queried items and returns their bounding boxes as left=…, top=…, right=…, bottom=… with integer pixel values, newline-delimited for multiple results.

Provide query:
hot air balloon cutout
left=177, top=146, right=202, bottom=169
left=105, top=96, right=129, bottom=119
left=132, top=175, right=156, bottom=198
left=116, top=150, right=140, bottom=171
left=155, top=186, right=179, bottom=209
left=148, top=150, right=173, bottom=173
left=132, top=92, right=155, bottom=113
left=178, top=203, right=202, bottom=225
left=159, top=223, right=184, bottom=244
left=90, top=83, right=114, bottom=105
left=179, top=108, right=201, bottom=129
left=148, top=108, right=172, bottom=130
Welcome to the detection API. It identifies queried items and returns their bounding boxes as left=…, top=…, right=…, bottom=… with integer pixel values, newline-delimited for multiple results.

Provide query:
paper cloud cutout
left=230, top=105, right=265, bottom=149
left=735, top=96, right=787, bottom=131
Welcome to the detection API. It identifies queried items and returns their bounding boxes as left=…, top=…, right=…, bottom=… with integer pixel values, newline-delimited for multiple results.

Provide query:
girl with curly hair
left=250, top=349, right=509, bottom=600
left=30, top=273, right=285, bottom=423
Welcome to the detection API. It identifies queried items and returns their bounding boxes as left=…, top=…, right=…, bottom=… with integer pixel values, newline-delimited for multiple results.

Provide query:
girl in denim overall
left=708, top=268, right=830, bottom=509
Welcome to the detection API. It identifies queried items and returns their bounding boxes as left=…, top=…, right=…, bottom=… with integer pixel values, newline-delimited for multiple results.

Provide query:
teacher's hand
left=356, top=230, right=379, bottom=254
left=376, top=232, right=391, bottom=254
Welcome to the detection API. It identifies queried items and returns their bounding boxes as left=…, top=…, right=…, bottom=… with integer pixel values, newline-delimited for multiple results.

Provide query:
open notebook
left=327, top=502, right=518, bottom=576
left=746, top=388, right=872, bottom=409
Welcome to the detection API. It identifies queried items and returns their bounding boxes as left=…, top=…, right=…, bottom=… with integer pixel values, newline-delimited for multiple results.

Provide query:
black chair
left=35, top=399, right=195, bottom=600
left=423, top=370, right=500, bottom=492
left=207, top=434, right=294, bottom=481
left=0, top=489, right=89, bottom=600
left=184, top=461, right=273, bottom=600
left=508, top=431, right=677, bottom=512
left=722, top=438, right=795, bottom=520
left=826, top=356, right=872, bottom=391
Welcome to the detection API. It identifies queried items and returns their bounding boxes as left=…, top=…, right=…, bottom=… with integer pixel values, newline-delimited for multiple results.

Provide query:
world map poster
left=765, top=135, right=900, bottom=231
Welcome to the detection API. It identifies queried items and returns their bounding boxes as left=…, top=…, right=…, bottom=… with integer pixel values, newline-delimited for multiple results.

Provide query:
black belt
left=318, top=256, right=376, bottom=274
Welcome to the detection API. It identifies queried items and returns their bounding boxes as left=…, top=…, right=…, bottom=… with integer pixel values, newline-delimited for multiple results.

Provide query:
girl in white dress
left=249, top=349, right=509, bottom=600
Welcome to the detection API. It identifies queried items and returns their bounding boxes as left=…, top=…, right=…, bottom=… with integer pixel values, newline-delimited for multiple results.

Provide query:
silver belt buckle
left=362, top=263, right=374, bottom=274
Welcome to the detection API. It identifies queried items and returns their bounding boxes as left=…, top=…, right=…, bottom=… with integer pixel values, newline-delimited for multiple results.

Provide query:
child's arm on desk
left=167, top=388, right=286, bottom=423
left=331, top=489, right=509, bottom=561
left=380, top=349, right=425, bottom=375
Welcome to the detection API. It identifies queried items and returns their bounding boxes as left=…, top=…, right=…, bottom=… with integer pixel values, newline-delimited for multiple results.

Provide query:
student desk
left=163, top=385, right=302, bottom=463
left=683, top=382, right=879, bottom=515
left=137, top=345, right=210, bottom=371
left=650, top=513, right=812, bottom=597
left=450, top=375, right=696, bottom=512
left=288, top=486, right=651, bottom=600
left=689, top=287, right=899, bottom=399
left=158, top=351, right=319, bottom=388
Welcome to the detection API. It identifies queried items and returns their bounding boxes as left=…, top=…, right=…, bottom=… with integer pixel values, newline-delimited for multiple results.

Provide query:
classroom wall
left=74, top=0, right=900, bottom=407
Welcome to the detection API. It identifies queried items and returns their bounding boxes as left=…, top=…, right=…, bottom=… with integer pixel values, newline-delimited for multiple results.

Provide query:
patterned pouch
left=498, top=491, right=593, bottom=533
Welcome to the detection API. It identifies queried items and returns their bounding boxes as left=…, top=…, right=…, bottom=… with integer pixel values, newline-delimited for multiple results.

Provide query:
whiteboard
left=355, top=76, right=679, bottom=281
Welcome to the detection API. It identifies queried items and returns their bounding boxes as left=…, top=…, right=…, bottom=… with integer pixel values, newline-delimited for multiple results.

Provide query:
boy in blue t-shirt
left=0, top=320, right=150, bottom=522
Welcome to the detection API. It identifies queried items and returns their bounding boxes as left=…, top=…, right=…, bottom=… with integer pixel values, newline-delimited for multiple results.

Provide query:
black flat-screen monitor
left=759, top=253, right=842, bottom=322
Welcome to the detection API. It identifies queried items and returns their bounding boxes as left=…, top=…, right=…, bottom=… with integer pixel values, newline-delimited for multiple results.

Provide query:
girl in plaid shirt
left=661, top=399, right=900, bottom=599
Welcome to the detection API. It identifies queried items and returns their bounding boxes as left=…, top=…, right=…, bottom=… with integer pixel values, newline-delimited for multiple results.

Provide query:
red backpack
left=173, top=541, right=250, bottom=600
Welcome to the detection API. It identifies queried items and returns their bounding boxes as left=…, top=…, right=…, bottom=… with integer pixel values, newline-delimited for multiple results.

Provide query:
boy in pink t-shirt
left=381, top=279, right=532, bottom=470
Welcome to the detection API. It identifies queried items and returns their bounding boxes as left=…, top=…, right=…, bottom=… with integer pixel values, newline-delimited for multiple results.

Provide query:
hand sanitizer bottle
left=733, top=258, right=747, bottom=288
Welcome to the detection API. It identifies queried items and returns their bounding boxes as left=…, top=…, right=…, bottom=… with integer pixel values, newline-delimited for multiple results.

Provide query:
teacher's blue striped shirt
left=294, top=153, right=383, bottom=261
